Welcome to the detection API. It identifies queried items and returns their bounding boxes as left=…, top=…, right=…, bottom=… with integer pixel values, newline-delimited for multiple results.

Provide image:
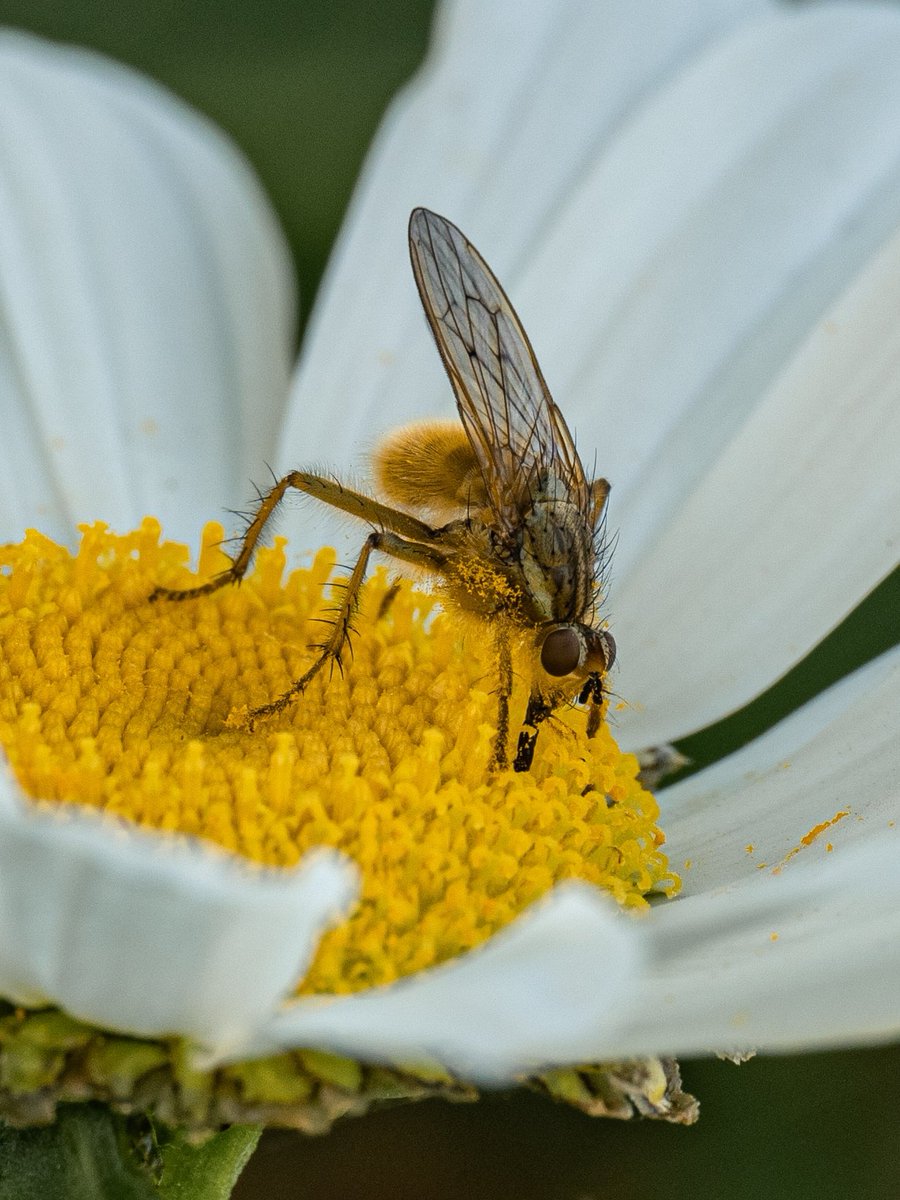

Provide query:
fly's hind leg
left=241, top=530, right=448, bottom=730
left=150, top=472, right=299, bottom=602
left=150, top=470, right=437, bottom=602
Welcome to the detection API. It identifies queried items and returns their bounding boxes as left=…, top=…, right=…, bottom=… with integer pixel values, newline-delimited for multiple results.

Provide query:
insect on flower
left=152, top=208, right=616, bottom=771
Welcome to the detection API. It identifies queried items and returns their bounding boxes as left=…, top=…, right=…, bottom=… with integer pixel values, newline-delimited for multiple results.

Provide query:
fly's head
left=537, top=621, right=616, bottom=694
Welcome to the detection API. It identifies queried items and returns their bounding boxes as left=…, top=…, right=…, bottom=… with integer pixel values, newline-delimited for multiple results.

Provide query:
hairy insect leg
left=151, top=471, right=436, bottom=602
left=241, top=530, right=377, bottom=728
left=492, top=625, right=513, bottom=772
left=514, top=691, right=554, bottom=772
left=150, top=473, right=298, bottom=602
left=243, top=530, right=449, bottom=729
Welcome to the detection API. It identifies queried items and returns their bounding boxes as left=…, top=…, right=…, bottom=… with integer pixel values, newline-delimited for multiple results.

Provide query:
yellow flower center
left=0, top=520, right=677, bottom=995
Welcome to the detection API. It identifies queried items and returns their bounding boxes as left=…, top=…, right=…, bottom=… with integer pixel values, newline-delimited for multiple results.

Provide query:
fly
left=152, top=208, right=616, bottom=771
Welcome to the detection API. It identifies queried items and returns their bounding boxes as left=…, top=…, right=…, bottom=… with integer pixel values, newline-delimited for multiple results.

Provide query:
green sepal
left=0, top=1004, right=696, bottom=1132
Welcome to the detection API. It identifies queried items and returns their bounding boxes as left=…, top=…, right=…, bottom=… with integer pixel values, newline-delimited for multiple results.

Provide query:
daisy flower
left=0, top=0, right=899, bottom=1190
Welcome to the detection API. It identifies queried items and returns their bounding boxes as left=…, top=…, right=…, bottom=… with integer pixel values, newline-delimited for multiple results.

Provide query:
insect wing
left=408, top=208, right=590, bottom=532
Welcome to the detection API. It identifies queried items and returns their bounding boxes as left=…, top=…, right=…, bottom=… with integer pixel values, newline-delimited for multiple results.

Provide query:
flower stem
left=0, top=1105, right=261, bottom=1200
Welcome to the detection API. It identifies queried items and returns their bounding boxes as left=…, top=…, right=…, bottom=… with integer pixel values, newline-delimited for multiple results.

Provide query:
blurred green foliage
left=0, top=2, right=897, bottom=1198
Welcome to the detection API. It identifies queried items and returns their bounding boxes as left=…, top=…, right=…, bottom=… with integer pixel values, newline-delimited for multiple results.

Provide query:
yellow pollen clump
left=0, top=520, right=677, bottom=995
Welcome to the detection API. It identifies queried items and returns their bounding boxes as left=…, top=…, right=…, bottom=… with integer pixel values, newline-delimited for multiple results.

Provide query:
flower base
left=0, top=1005, right=696, bottom=1132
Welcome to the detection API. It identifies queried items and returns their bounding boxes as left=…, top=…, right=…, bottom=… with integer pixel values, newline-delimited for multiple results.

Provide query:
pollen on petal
left=0, top=520, right=678, bottom=994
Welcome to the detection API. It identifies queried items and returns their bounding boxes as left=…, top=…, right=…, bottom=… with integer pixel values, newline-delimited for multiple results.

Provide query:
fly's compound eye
left=584, top=628, right=616, bottom=674
left=598, top=631, right=616, bottom=672
left=540, top=626, right=583, bottom=677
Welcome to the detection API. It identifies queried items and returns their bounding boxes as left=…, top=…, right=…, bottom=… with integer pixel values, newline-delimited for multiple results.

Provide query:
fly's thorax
left=520, top=498, right=595, bottom=622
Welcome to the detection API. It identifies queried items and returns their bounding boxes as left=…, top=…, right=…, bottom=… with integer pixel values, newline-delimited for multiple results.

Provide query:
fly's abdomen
left=372, top=420, right=488, bottom=520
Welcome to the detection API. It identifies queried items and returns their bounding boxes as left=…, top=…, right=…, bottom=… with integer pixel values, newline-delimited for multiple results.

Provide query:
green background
left=0, top=2, right=897, bottom=1197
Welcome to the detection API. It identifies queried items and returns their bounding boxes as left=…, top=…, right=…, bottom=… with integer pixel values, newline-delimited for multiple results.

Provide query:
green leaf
left=0, top=1105, right=157, bottom=1200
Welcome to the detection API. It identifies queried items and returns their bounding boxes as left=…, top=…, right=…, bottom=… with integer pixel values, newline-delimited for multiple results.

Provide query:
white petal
left=221, top=884, right=642, bottom=1080
left=608, top=169, right=900, bottom=746
left=521, top=5, right=900, bottom=570
left=284, top=3, right=900, bottom=750
left=609, top=647, right=900, bottom=1058
left=662, top=644, right=900, bottom=896
left=281, top=0, right=770, bottom=547
left=0, top=775, right=357, bottom=1056
left=0, top=32, right=295, bottom=548
left=614, top=839, right=900, bottom=1058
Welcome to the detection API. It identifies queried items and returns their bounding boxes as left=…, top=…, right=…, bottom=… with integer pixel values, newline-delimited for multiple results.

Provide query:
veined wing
left=408, top=207, right=589, bottom=532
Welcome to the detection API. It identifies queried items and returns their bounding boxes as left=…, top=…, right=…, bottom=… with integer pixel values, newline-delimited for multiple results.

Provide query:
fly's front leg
left=242, top=530, right=449, bottom=730
left=150, top=470, right=436, bottom=602
left=514, top=690, right=554, bottom=772
left=579, top=673, right=604, bottom=739
left=514, top=672, right=604, bottom=772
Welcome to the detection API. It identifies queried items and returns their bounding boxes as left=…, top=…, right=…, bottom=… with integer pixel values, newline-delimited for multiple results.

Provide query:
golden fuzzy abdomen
left=372, top=420, right=488, bottom=520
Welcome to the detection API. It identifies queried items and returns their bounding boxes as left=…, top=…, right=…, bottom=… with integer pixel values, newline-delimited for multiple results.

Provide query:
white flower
left=0, top=0, right=898, bottom=1084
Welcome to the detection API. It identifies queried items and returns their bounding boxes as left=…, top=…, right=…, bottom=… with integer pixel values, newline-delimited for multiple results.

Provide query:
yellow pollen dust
left=451, top=554, right=522, bottom=609
left=0, top=520, right=677, bottom=995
